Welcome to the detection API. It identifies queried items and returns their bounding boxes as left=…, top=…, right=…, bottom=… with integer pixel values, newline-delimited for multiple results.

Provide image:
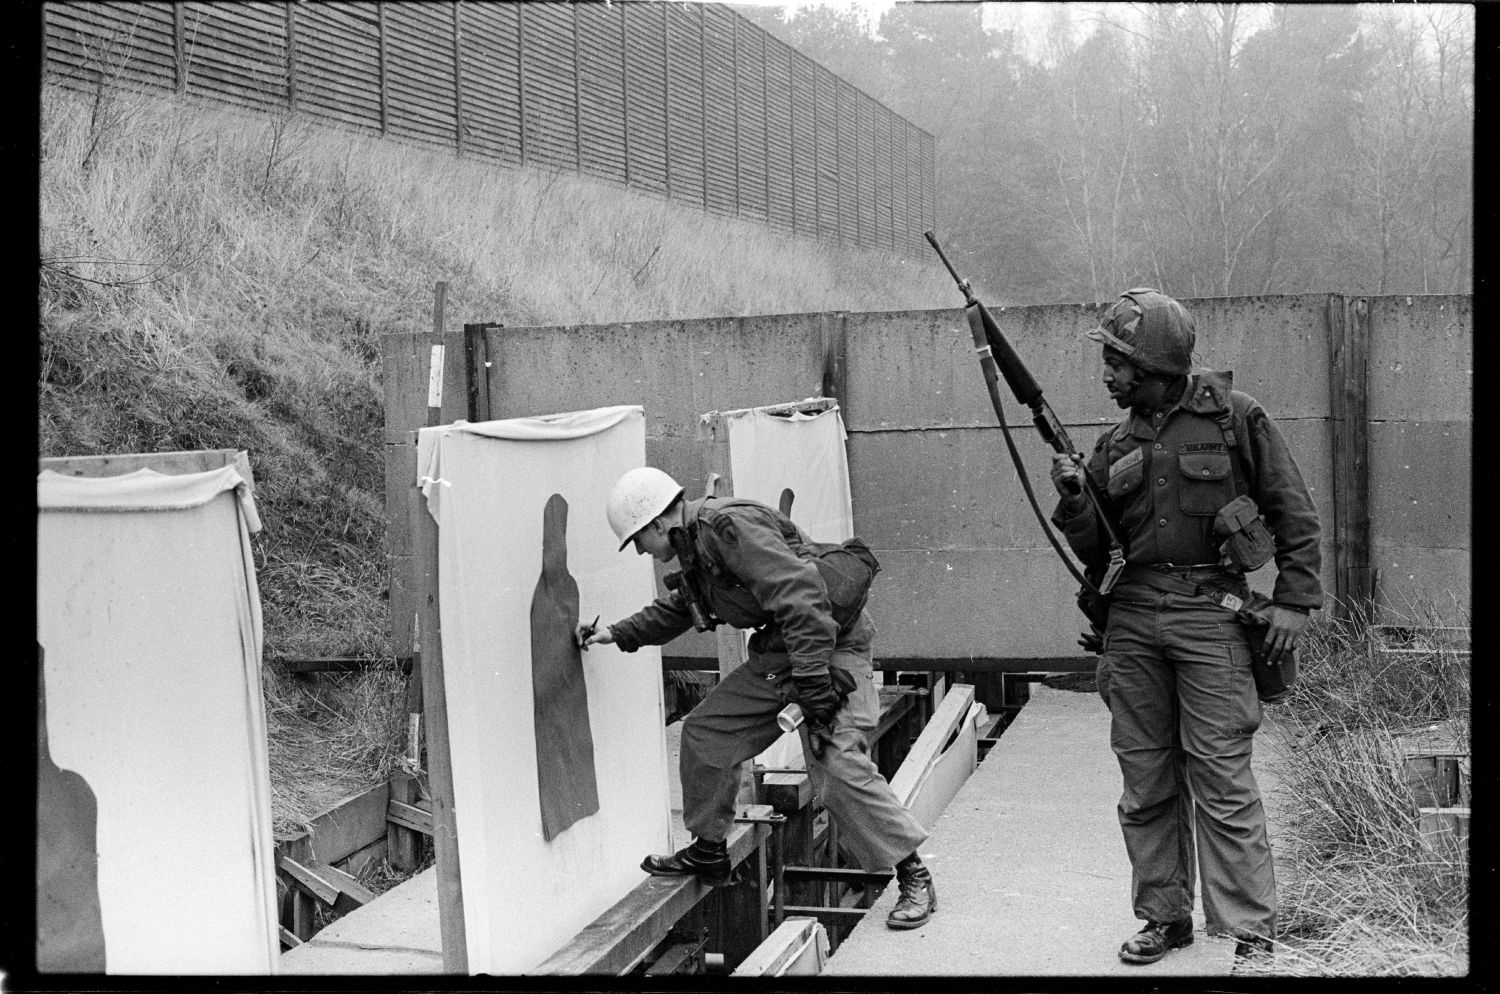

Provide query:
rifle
left=664, top=525, right=717, bottom=632
left=923, top=231, right=1126, bottom=642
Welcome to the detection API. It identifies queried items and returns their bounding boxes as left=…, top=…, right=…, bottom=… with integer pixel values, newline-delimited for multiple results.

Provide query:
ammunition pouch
left=1213, top=494, right=1275, bottom=572
left=805, top=537, right=882, bottom=632
left=1235, top=590, right=1298, bottom=703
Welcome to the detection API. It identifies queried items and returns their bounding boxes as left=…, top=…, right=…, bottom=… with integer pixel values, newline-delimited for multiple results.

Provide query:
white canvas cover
left=36, top=465, right=278, bottom=974
left=725, top=404, right=854, bottom=543
left=725, top=404, right=857, bottom=770
left=416, top=406, right=673, bottom=974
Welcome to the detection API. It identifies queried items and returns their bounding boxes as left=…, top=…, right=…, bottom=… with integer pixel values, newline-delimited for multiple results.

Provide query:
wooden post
left=376, top=3, right=390, bottom=135
left=697, top=3, right=708, bottom=209
left=730, top=12, right=741, bottom=215
left=516, top=2, right=527, bottom=164
left=715, top=832, right=770, bottom=969
left=657, top=2, right=669, bottom=198
left=570, top=2, right=582, bottom=171
left=451, top=2, right=464, bottom=155
left=820, top=311, right=847, bottom=411
left=1327, top=294, right=1374, bottom=620
left=410, top=432, right=468, bottom=973
left=172, top=4, right=187, bottom=94
left=387, top=770, right=420, bottom=872
left=284, top=3, right=298, bottom=111
left=463, top=323, right=497, bottom=424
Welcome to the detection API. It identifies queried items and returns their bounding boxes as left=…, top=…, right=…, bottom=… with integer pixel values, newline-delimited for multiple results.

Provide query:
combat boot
left=1119, top=918, right=1194, bottom=964
left=640, top=837, right=732, bottom=886
left=886, top=854, right=936, bottom=930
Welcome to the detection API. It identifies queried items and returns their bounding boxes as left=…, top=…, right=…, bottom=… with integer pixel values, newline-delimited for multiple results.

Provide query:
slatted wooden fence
left=41, top=0, right=936, bottom=253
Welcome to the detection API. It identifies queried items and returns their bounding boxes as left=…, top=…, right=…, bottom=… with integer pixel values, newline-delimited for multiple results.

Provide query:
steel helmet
left=1086, top=287, right=1196, bottom=376
left=606, top=467, right=685, bottom=551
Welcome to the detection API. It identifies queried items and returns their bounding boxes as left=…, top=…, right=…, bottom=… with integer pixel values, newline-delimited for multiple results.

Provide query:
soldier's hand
left=1261, top=606, right=1309, bottom=663
left=577, top=624, right=615, bottom=649
left=1050, top=454, right=1086, bottom=506
left=805, top=721, right=833, bottom=761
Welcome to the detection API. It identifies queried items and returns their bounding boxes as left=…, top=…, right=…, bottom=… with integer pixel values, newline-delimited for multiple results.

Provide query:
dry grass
left=1243, top=600, right=1469, bottom=977
left=38, top=79, right=954, bottom=838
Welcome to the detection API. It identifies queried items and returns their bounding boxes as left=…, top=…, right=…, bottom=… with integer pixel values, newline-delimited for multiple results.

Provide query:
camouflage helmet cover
left=1086, top=287, right=1196, bottom=376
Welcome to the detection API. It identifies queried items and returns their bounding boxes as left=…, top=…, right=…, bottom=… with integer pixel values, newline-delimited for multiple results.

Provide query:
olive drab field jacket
left=611, top=497, right=851, bottom=678
left=1051, top=370, right=1323, bottom=610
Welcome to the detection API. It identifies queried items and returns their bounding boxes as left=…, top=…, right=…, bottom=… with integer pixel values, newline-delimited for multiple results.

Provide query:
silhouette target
left=531, top=494, right=601, bottom=840
left=36, top=643, right=107, bottom=972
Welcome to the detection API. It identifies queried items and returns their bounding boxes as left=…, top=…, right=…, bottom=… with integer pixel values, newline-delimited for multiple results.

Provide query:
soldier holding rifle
left=1049, top=288, right=1322, bottom=964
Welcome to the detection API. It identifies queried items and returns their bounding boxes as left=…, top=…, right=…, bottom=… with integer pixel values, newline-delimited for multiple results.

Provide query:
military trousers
left=678, top=613, right=928, bottom=871
left=1098, top=577, right=1276, bottom=939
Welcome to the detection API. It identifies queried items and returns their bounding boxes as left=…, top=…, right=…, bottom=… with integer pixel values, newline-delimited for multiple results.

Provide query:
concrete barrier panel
left=1189, top=293, right=1332, bottom=420
left=385, top=293, right=1470, bottom=664
left=869, top=547, right=1090, bottom=659
left=1367, top=295, right=1471, bottom=422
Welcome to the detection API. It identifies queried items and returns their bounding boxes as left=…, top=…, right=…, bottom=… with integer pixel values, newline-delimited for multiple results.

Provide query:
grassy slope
left=38, top=83, right=954, bottom=832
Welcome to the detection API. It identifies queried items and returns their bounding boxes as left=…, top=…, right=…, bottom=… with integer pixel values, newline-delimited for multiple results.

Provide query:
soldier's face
left=1101, top=348, right=1143, bottom=409
left=632, top=519, right=676, bottom=562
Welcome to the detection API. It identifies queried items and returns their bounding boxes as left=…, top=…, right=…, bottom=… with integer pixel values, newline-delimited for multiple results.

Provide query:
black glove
left=794, top=668, right=859, bottom=725
left=793, top=673, right=842, bottom=725
left=1078, top=628, right=1104, bottom=654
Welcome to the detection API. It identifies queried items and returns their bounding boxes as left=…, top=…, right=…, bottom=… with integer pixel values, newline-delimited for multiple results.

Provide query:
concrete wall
left=383, top=293, right=1470, bottom=664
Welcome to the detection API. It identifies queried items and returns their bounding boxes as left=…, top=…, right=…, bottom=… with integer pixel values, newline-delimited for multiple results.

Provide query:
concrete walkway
left=279, top=865, right=444, bottom=974
left=824, top=684, right=1242, bottom=977
left=282, top=688, right=1290, bottom=976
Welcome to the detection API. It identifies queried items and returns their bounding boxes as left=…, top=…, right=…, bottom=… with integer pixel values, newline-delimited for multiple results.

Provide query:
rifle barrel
left=923, top=230, right=971, bottom=299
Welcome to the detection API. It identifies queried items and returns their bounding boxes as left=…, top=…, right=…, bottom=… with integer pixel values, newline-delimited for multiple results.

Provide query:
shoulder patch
left=707, top=514, right=740, bottom=545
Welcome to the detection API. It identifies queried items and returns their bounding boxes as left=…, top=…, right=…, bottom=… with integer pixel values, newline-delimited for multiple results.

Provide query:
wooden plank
left=1418, top=807, right=1470, bottom=850
left=388, top=798, right=434, bottom=836
left=388, top=771, right=421, bottom=872
left=277, top=855, right=341, bottom=906
left=276, top=656, right=410, bottom=675
left=782, top=866, right=892, bottom=886
left=290, top=887, right=315, bottom=942
left=874, top=656, right=1097, bottom=674
left=299, top=780, right=390, bottom=866
left=311, top=861, right=378, bottom=909
left=1405, top=755, right=1464, bottom=809
left=279, top=926, right=302, bottom=949
left=339, top=837, right=388, bottom=879
left=778, top=905, right=867, bottom=930
left=759, top=772, right=811, bottom=813
left=535, top=809, right=772, bottom=975
left=642, top=938, right=705, bottom=976
left=888, top=684, right=975, bottom=807
left=732, top=916, right=823, bottom=977
left=411, top=441, right=468, bottom=974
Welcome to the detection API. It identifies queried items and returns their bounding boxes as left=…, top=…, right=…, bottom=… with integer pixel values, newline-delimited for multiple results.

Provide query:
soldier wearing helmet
left=1049, top=288, right=1322, bottom=965
left=580, top=467, right=937, bottom=930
